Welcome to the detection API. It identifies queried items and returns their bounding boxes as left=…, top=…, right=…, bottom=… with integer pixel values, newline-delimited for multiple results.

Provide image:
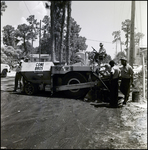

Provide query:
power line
left=23, top=1, right=38, bottom=34
left=86, top=39, right=112, bottom=44
left=23, top=1, right=31, bottom=15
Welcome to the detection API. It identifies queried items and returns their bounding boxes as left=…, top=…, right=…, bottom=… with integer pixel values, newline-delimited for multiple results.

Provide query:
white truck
left=1, top=64, right=10, bottom=77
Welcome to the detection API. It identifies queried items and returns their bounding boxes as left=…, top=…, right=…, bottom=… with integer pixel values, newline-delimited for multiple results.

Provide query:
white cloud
left=33, top=2, right=48, bottom=21
left=19, top=1, right=48, bottom=22
left=19, top=17, right=29, bottom=25
left=13, top=24, right=17, bottom=29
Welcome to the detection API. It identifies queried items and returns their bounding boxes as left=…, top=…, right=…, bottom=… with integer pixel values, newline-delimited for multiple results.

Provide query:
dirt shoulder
left=1, top=91, right=147, bottom=149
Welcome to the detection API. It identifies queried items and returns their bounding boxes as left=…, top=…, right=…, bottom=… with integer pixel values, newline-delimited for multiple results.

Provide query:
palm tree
left=112, top=30, right=121, bottom=55
left=135, top=32, right=144, bottom=46
left=121, top=19, right=131, bottom=58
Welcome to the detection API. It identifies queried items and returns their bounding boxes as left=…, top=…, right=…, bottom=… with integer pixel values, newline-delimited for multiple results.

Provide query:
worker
left=13, top=59, right=24, bottom=92
left=119, top=57, right=134, bottom=105
left=109, top=60, right=121, bottom=107
left=98, top=43, right=107, bottom=60
left=95, top=43, right=107, bottom=69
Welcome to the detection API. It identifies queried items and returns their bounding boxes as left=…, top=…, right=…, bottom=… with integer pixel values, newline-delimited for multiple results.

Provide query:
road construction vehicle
left=19, top=49, right=111, bottom=99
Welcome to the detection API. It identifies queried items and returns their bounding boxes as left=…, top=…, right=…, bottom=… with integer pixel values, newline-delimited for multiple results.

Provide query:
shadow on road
left=89, top=96, right=124, bottom=108
left=4, top=84, right=124, bottom=107
left=9, top=90, right=84, bottom=101
left=90, top=103, right=123, bottom=108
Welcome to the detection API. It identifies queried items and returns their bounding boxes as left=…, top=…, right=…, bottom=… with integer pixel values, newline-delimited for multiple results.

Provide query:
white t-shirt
left=110, top=65, right=121, bottom=79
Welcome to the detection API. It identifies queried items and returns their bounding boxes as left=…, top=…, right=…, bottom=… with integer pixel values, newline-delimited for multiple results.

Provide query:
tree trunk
left=50, top=1, right=55, bottom=62
left=59, top=5, right=66, bottom=63
left=66, top=1, right=71, bottom=65
left=126, top=26, right=129, bottom=60
left=23, top=35, right=27, bottom=55
left=31, top=26, right=33, bottom=59
left=55, top=35, right=57, bottom=60
left=39, top=20, right=41, bottom=62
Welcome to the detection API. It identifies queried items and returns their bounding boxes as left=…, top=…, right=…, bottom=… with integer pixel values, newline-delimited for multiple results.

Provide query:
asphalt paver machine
left=19, top=50, right=111, bottom=100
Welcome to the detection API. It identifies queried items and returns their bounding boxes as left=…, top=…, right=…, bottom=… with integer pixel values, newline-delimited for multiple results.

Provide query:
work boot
left=123, top=96, right=128, bottom=105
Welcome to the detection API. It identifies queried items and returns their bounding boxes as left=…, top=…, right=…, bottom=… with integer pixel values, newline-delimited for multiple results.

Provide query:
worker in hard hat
left=98, top=43, right=107, bottom=59
left=119, top=57, right=134, bottom=105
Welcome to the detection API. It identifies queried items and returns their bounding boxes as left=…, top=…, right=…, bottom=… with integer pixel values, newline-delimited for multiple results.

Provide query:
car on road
left=1, top=64, right=11, bottom=77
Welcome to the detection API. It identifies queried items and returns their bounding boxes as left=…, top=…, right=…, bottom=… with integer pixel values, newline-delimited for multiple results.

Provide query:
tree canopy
left=2, top=25, right=15, bottom=47
left=1, top=1, right=7, bottom=16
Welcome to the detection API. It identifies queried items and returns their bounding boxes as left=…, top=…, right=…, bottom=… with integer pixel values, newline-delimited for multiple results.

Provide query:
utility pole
left=30, top=20, right=34, bottom=62
left=140, top=49, right=146, bottom=99
left=127, top=25, right=129, bottom=60
left=129, top=1, right=135, bottom=67
left=142, top=52, right=145, bottom=99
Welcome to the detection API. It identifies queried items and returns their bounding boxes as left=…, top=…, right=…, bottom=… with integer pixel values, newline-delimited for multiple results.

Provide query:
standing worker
left=109, top=60, right=121, bottom=107
left=13, top=59, right=24, bottom=92
left=119, top=57, right=134, bottom=105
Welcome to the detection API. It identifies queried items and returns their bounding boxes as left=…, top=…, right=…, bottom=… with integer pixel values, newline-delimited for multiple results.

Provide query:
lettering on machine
left=35, top=63, right=44, bottom=71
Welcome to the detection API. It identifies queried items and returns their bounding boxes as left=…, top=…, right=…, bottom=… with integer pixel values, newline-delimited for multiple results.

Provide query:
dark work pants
left=110, top=78, right=119, bottom=106
left=14, top=72, right=21, bottom=90
left=120, top=78, right=131, bottom=102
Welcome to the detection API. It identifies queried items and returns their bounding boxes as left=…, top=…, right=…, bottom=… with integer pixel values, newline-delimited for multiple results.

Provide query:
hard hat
left=120, top=57, right=127, bottom=61
left=100, top=43, right=103, bottom=46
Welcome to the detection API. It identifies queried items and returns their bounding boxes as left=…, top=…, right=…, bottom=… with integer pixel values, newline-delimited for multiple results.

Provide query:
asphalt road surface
left=1, top=73, right=147, bottom=149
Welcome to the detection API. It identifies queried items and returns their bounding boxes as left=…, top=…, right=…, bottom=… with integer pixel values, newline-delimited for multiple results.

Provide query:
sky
left=1, top=1, right=147, bottom=59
